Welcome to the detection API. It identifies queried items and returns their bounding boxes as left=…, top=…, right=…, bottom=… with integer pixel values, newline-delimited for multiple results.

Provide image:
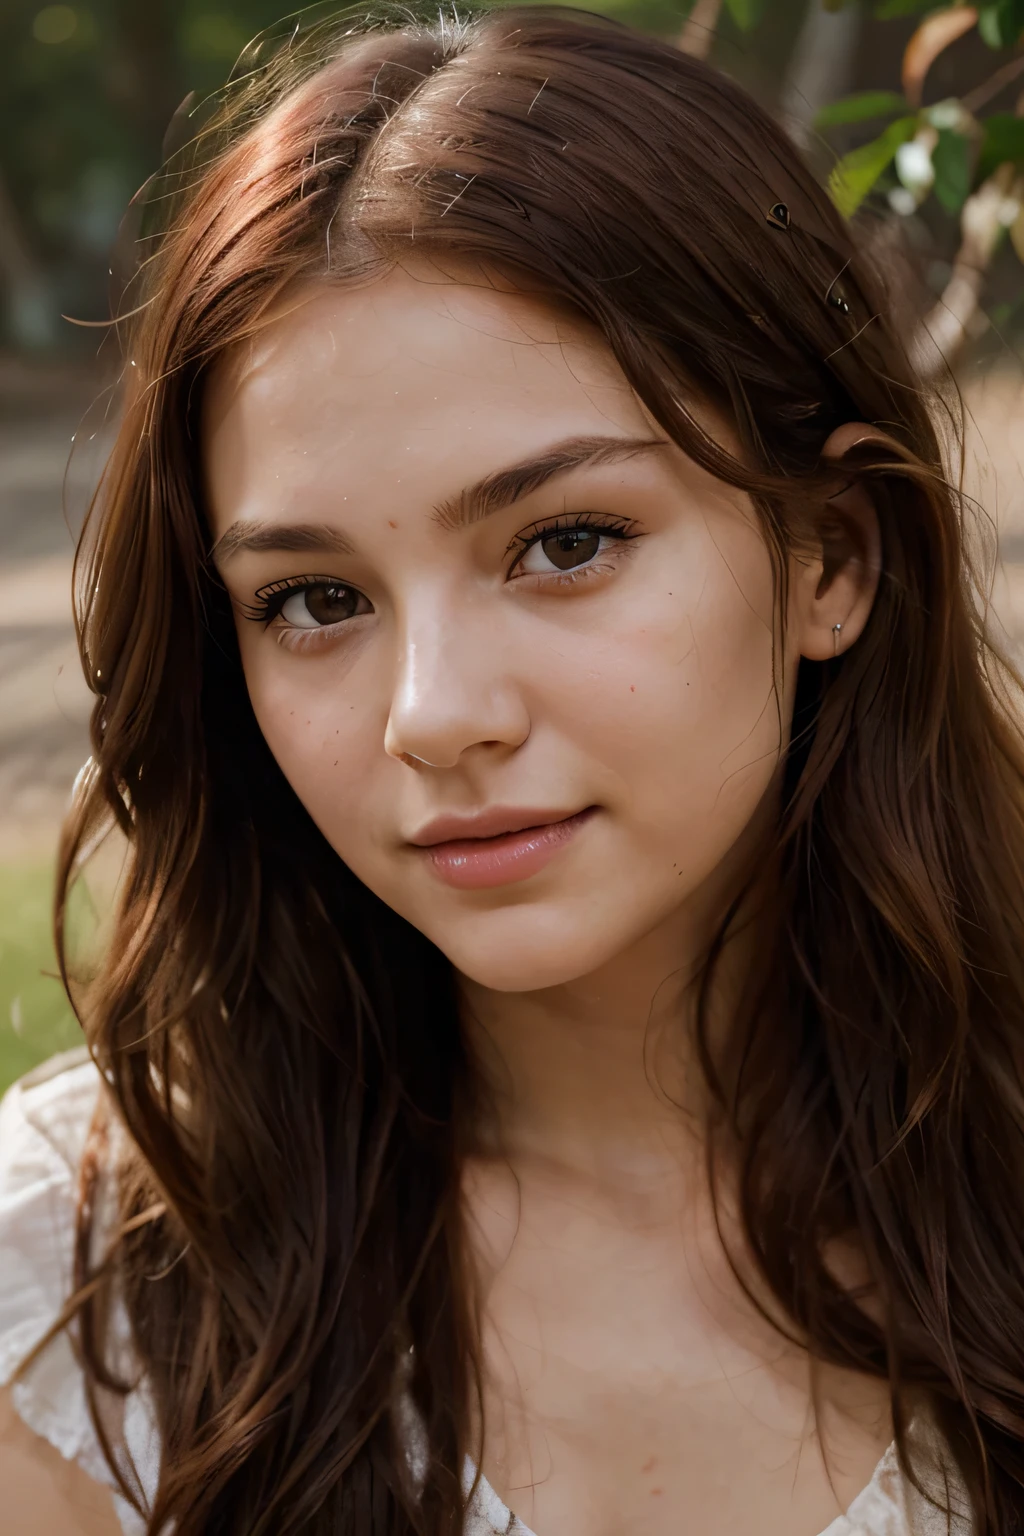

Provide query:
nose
left=383, top=597, right=531, bottom=770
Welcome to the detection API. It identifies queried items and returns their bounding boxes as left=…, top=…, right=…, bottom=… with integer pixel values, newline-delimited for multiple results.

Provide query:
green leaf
left=828, top=116, right=918, bottom=218
left=976, top=113, right=1024, bottom=183
left=996, top=0, right=1024, bottom=45
left=978, top=4, right=1003, bottom=44
left=874, top=0, right=951, bottom=16
left=815, top=91, right=909, bottom=130
left=722, top=0, right=765, bottom=28
left=931, top=128, right=973, bottom=213
left=978, top=0, right=1024, bottom=46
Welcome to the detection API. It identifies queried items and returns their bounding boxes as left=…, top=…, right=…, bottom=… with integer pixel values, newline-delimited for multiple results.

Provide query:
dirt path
left=0, top=365, right=99, bottom=860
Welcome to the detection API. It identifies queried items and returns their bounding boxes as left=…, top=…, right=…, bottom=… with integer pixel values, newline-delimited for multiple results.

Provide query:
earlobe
left=795, top=423, right=887, bottom=662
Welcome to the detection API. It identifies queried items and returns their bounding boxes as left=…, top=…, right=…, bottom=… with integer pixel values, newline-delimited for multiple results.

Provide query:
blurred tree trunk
left=781, top=0, right=863, bottom=151
left=0, top=162, right=54, bottom=348
left=99, top=1, right=185, bottom=324
left=106, top=0, right=183, bottom=168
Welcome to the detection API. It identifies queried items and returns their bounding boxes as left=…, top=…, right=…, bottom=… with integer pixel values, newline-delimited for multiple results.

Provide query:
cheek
left=563, top=525, right=781, bottom=881
left=237, top=635, right=384, bottom=834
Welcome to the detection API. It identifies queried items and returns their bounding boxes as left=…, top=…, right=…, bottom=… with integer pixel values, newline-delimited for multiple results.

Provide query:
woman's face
left=205, top=265, right=798, bottom=992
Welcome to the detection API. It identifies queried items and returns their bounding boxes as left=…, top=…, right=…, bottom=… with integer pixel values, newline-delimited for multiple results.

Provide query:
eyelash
left=505, top=511, right=638, bottom=572
left=240, top=575, right=344, bottom=626
left=240, top=512, right=641, bottom=632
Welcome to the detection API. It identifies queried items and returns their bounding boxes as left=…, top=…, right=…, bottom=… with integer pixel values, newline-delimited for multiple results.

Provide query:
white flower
left=888, top=186, right=918, bottom=216
left=895, top=139, right=935, bottom=194
left=925, top=98, right=970, bottom=134
left=997, top=196, right=1021, bottom=228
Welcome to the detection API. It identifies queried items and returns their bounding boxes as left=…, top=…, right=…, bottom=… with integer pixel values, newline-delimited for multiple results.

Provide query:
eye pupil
left=306, top=583, right=358, bottom=624
left=541, top=528, right=601, bottom=571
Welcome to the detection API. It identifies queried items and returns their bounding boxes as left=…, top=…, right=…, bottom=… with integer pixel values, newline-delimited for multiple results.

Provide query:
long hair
left=49, top=6, right=1024, bottom=1531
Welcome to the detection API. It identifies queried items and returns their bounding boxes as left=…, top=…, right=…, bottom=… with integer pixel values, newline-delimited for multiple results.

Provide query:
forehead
left=202, top=264, right=648, bottom=532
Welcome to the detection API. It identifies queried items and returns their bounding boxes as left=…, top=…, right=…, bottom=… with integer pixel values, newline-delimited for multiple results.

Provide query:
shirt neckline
left=462, top=1437, right=905, bottom=1536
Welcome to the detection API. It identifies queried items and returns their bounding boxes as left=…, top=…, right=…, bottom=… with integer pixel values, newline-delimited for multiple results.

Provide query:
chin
left=414, top=906, right=623, bottom=994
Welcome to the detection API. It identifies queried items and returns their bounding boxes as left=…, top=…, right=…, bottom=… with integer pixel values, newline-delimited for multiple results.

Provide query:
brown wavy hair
left=45, top=5, right=1024, bottom=1531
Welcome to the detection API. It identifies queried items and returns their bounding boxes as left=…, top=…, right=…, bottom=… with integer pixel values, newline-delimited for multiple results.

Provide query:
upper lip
left=408, top=806, right=585, bottom=847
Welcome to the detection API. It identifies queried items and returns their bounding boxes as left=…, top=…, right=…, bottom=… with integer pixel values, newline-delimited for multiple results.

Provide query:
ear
left=791, top=423, right=885, bottom=662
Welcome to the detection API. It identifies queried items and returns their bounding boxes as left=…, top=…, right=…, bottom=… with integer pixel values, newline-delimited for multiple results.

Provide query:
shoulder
left=0, top=1383, right=124, bottom=1535
left=0, top=1050, right=149, bottom=1534
left=0, top=1046, right=104, bottom=1396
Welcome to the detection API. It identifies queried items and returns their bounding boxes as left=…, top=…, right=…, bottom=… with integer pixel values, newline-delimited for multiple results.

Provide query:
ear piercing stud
left=832, top=622, right=843, bottom=656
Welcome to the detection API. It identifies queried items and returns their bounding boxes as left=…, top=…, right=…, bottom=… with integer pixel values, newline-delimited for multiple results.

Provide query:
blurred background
left=1, top=0, right=1023, bottom=1092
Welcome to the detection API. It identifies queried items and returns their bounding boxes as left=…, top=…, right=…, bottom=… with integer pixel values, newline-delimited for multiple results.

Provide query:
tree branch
left=961, top=52, right=1024, bottom=116
left=679, top=0, right=722, bottom=60
left=910, top=160, right=1021, bottom=378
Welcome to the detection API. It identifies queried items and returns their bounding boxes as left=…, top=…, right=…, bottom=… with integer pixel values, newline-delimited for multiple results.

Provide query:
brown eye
left=538, top=528, right=602, bottom=571
left=513, top=521, right=633, bottom=580
left=280, top=583, right=368, bottom=628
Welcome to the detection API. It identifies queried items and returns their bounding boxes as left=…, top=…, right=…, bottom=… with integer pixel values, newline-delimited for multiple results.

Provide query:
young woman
left=2, top=6, right=1022, bottom=1533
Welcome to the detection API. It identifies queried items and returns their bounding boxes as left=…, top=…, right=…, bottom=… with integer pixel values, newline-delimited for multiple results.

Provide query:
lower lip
left=419, top=809, right=595, bottom=891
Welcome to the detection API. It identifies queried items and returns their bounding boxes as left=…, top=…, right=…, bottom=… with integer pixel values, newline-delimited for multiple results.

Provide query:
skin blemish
left=630, top=685, right=636, bottom=693
left=651, top=1488, right=664, bottom=1497
left=641, top=1457, right=657, bottom=1474
left=389, top=520, right=398, bottom=528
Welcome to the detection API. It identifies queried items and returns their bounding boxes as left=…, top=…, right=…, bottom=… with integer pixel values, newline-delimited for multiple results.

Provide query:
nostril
left=400, top=751, right=444, bottom=768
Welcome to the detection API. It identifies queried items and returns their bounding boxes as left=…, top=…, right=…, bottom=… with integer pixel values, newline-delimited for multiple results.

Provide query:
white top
left=0, top=1051, right=972, bottom=1536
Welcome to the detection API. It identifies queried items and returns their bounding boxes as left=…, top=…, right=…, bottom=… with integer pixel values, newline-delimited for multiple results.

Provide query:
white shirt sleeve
left=0, top=1047, right=156, bottom=1534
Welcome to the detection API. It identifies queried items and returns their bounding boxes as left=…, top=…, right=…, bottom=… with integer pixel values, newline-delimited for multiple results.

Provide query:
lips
left=409, top=807, right=596, bottom=891
left=409, top=806, right=584, bottom=847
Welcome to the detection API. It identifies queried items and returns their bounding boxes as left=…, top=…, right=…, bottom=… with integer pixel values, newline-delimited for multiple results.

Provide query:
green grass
left=0, top=858, right=83, bottom=1097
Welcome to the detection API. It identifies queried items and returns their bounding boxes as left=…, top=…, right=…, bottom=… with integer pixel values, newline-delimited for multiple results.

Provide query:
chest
left=465, top=1171, right=892, bottom=1536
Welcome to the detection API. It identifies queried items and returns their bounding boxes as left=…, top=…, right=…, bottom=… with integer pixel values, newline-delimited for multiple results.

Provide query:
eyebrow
left=211, top=433, right=663, bottom=563
left=211, top=520, right=356, bottom=565
left=432, top=434, right=664, bottom=531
